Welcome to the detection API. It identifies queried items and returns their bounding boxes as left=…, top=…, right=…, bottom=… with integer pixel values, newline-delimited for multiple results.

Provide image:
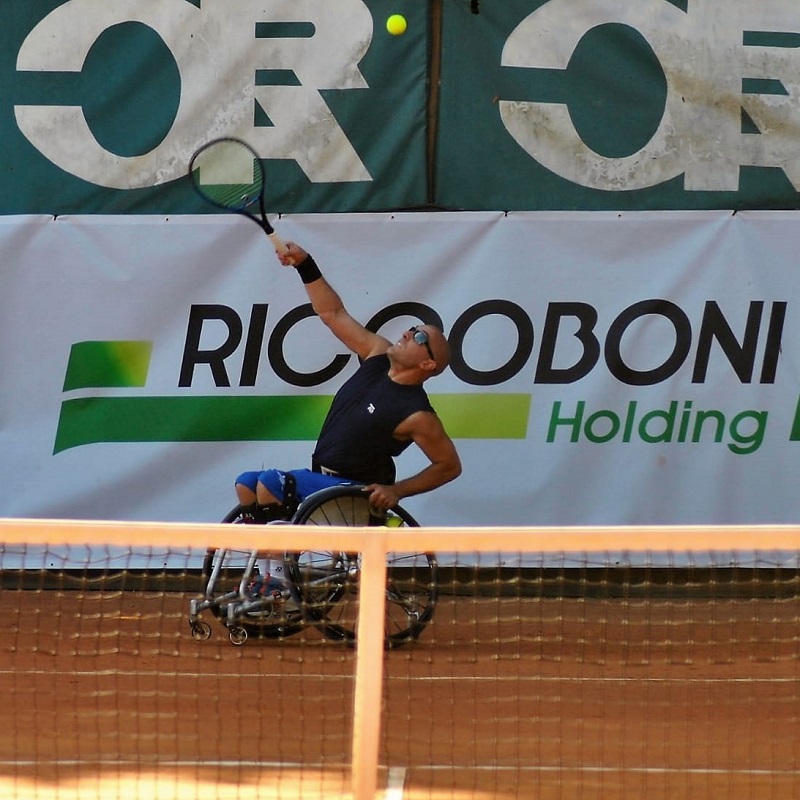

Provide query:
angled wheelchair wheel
left=285, top=485, right=438, bottom=648
left=200, top=506, right=305, bottom=641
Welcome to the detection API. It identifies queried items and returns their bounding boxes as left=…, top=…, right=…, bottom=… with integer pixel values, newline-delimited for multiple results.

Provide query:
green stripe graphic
left=430, top=394, right=531, bottom=439
left=789, top=395, right=800, bottom=441
left=53, top=393, right=531, bottom=453
left=63, top=341, right=152, bottom=390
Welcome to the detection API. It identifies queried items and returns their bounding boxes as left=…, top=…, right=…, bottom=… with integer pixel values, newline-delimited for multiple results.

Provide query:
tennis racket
left=188, top=137, right=289, bottom=257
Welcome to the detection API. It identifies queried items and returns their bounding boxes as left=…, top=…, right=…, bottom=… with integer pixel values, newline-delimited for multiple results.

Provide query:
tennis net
left=1, top=518, right=799, bottom=799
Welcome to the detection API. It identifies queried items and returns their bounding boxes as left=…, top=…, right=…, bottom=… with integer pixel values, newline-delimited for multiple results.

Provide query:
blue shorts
left=235, top=468, right=357, bottom=504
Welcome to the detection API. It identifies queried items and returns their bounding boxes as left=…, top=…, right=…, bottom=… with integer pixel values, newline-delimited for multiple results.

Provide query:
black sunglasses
left=409, top=326, right=435, bottom=361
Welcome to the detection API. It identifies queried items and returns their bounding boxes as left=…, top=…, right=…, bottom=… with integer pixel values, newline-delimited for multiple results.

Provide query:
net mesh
left=1, top=522, right=799, bottom=800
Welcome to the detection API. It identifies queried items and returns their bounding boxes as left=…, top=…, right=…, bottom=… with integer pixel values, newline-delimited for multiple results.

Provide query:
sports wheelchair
left=187, top=484, right=438, bottom=648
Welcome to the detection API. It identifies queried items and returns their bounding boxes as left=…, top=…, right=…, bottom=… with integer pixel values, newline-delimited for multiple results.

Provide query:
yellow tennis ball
left=386, top=14, right=407, bottom=36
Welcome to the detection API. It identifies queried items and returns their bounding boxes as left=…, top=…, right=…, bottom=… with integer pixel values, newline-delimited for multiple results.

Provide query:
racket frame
left=188, top=137, right=288, bottom=256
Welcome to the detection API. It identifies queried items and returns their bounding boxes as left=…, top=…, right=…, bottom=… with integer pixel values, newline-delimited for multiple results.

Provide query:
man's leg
left=234, top=470, right=286, bottom=519
left=233, top=471, right=288, bottom=588
left=235, top=482, right=257, bottom=505
left=256, top=482, right=281, bottom=506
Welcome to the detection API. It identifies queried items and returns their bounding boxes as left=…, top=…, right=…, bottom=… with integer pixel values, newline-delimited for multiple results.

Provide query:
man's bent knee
left=255, top=468, right=289, bottom=504
left=256, top=481, right=281, bottom=506
left=235, top=483, right=257, bottom=505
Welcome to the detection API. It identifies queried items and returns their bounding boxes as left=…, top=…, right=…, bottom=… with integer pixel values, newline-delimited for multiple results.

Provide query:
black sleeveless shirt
left=312, top=354, right=435, bottom=484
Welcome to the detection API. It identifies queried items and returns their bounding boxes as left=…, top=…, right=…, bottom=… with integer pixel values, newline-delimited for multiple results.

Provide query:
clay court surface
left=1, top=589, right=798, bottom=799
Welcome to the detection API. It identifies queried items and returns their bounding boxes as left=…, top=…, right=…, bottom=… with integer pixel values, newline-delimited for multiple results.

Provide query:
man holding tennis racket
left=234, top=241, right=462, bottom=519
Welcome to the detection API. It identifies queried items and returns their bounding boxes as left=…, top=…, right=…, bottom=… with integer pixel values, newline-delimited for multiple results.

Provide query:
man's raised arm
left=279, top=241, right=389, bottom=360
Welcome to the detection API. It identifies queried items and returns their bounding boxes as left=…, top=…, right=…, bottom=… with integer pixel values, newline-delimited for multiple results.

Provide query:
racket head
left=188, top=137, right=265, bottom=212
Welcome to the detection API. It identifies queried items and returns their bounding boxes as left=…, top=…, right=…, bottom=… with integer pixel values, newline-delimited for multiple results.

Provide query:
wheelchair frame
left=187, top=485, right=438, bottom=648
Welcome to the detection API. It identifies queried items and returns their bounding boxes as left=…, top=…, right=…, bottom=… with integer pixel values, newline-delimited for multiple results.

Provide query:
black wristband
left=295, top=254, right=322, bottom=284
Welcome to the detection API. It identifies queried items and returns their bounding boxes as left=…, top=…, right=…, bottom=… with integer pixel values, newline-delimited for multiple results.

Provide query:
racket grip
left=267, top=231, right=289, bottom=257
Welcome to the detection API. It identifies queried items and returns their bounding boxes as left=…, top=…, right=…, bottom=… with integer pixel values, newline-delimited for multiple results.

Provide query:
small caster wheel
left=229, top=627, right=248, bottom=646
left=190, top=621, right=212, bottom=641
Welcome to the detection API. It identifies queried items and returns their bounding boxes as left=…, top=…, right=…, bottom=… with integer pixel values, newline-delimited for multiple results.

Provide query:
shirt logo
left=367, top=403, right=375, bottom=414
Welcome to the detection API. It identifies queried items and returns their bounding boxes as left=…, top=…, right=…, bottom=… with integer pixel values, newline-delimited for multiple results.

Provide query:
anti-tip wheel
left=229, top=626, right=248, bottom=646
left=190, top=621, right=212, bottom=641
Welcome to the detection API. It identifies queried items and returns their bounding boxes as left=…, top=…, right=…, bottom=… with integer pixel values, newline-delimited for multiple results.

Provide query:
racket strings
left=189, top=139, right=265, bottom=212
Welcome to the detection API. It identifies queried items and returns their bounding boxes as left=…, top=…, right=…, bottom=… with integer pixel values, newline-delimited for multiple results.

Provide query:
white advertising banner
left=1, top=211, right=799, bottom=532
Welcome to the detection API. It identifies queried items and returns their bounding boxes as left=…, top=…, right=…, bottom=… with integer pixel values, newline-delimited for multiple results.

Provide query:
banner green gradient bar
left=62, top=341, right=152, bottom=390
left=53, top=393, right=531, bottom=453
left=789, top=394, right=800, bottom=441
